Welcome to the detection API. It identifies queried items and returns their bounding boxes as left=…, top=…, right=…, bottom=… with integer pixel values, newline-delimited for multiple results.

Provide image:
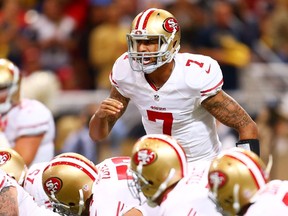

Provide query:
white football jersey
left=0, top=169, right=58, bottom=216
left=23, top=162, right=52, bottom=209
left=245, top=180, right=288, bottom=216
left=159, top=161, right=221, bottom=216
left=90, top=156, right=160, bottom=216
left=111, top=52, right=223, bottom=162
left=0, top=169, right=14, bottom=189
left=1, top=99, right=55, bottom=165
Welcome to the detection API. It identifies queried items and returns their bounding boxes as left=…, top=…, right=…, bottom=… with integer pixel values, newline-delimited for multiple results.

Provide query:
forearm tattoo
left=203, top=92, right=252, bottom=129
left=0, top=186, right=18, bottom=216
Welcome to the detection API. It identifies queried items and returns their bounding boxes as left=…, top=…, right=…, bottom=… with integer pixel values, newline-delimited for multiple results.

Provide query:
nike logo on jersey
left=205, top=64, right=211, bottom=74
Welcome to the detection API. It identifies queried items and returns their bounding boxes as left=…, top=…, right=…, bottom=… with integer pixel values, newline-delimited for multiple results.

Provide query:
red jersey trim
left=200, top=79, right=223, bottom=96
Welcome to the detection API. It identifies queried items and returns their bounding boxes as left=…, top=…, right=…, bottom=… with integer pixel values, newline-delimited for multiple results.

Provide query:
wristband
left=236, top=139, right=260, bottom=156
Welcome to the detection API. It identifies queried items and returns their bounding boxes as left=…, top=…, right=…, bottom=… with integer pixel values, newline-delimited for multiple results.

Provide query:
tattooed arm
left=89, top=86, right=130, bottom=142
left=0, top=186, right=19, bottom=216
left=202, top=90, right=258, bottom=140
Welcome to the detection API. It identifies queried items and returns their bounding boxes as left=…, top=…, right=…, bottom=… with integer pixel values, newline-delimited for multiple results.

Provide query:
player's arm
left=123, top=208, right=143, bottom=216
left=89, top=86, right=130, bottom=142
left=14, top=134, right=44, bottom=166
left=0, top=186, right=19, bottom=216
left=202, top=90, right=260, bottom=154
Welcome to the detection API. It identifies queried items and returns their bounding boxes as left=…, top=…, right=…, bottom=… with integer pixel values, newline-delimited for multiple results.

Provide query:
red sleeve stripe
left=109, top=72, right=118, bottom=87
left=116, top=201, right=125, bottom=216
left=135, top=8, right=156, bottom=30
left=200, top=79, right=223, bottom=96
left=0, top=176, right=6, bottom=189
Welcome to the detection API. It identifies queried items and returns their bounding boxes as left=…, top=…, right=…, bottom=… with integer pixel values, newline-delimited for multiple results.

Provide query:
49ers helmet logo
left=133, top=149, right=156, bottom=166
left=0, top=152, right=11, bottom=165
left=208, top=171, right=227, bottom=189
left=43, top=177, right=62, bottom=195
left=163, top=17, right=179, bottom=33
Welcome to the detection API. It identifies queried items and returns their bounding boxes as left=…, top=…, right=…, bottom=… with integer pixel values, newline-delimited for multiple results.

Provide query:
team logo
left=163, top=17, right=179, bottom=33
left=154, top=94, right=160, bottom=101
left=133, top=149, right=156, bottom=166
left=208, top=171, right=227, bottom=190
left=43, top=177, right=63, bottom=195
left=0, top=152, right=11, bottom=165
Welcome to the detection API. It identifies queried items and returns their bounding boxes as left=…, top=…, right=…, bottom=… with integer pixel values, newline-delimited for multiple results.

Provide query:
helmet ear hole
left=68, top=202, right=76, bottom=207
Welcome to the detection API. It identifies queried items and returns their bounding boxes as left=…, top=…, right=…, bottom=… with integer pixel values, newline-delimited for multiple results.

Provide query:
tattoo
left=0, top=186, right=18, bottom=216
left=202, top=91, right=252, bottom=129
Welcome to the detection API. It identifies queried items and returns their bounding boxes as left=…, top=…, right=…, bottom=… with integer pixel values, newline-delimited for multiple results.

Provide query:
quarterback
left=89, top=8, right=259, bottom=162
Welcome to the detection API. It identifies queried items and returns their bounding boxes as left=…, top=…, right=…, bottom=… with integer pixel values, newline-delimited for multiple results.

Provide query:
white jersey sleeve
left=0, top=169, right=14, bottom=190
left=160, top=177, right=221, bottom=216
left=245, top=180, right=288, bottom=216
left=23, top=162, right=52, bottom=209
left=16, top=182, right=59, bottom=216
left=2, top=99, right=55, bottom=165
left=160, top=160, right=220, bottom=216
left=110, top=53, right=223, bottom=162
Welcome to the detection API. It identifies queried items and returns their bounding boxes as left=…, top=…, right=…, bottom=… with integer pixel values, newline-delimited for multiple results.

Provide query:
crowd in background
left=1, top=0, right=288, bottom=91
left=1, top=0, right=288, bottom=179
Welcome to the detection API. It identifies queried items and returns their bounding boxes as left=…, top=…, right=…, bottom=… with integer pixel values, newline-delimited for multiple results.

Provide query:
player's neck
left=145, top=60, right=175, bottom=89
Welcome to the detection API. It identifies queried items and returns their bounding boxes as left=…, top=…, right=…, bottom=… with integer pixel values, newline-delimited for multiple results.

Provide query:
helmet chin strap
left=50, top=189, right=85, bottom=216
left=149, top=168, right=176, bottom=204
left=232, top=184, right=240, bottom=213
left=78, top=189, right=84, bottom=215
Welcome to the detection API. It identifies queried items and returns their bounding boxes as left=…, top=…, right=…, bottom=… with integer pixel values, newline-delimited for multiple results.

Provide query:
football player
left=125, top=134, right=221, bottom=216
left=0, top=168, right=59, bottom=215
left=0, top=58, right=55, bottom=166
left=23, top=161, right=52, bottom=209
left=208, top=147, right=288, bottom=215
left=42, top=152, right=159, bottom=216
left=89, top=8, right=259, bottom=164
left=90, top=156, right=160, bottom=216
left=0, top=147, right=27, bottom=186
left=42, top=152, right=98, bottom=215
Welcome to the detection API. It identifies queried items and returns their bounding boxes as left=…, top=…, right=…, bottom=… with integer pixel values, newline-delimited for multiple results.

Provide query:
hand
left=96, top=98, right=124, bottom=119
